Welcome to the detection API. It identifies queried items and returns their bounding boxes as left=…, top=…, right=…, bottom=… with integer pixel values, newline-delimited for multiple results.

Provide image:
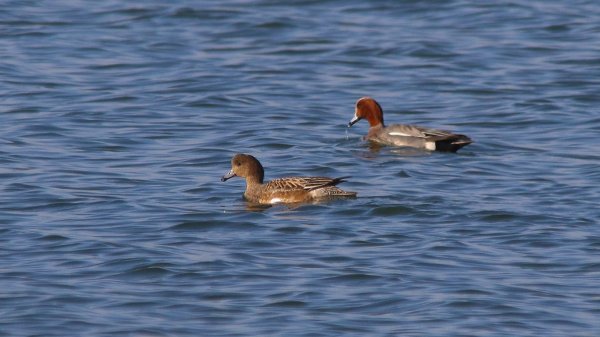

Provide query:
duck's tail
left=309, top=176, right=357, bottom=198
left=435, top=135, right=473, bottom=152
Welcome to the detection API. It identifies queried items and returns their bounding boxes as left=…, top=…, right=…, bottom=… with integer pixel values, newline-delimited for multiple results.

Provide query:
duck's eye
left=235, top=161, right=241, bottom=166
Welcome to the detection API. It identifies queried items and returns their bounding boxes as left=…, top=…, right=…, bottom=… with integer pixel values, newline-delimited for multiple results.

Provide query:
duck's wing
left=376, top=124, right=472, bottom=152
left=383, top=124, right=454, bottom=138
left=266, top=176, right=349, bottom=192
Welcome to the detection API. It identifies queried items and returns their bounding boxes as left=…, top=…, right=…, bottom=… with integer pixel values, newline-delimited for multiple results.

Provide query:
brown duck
left=221, top=154, right=356, bottom=204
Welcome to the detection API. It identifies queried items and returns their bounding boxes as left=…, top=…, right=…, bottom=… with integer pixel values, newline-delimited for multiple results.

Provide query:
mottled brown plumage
left=221, top=154, right=356, bottom=204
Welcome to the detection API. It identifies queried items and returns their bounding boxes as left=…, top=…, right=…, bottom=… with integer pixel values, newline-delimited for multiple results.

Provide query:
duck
left=348, top=97, right=472, bottom=152
left=221, top=154, right=357, bottom=204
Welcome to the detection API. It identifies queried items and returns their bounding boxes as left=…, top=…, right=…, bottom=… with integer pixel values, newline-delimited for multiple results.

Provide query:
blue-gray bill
left=348, top=115, right=361, bottom=127
left=221, top=169, right=236, bottom=182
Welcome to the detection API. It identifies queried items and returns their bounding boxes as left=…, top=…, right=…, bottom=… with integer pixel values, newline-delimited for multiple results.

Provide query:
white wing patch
left=425, top=142, right=436, bottom=151
left=269, top=198, right=283, bottom=204
left=388, top=131, right=411, bottom=137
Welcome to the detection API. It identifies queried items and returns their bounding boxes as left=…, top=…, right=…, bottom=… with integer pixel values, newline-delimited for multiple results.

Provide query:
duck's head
left=348, top=97, right=384, bottom=128
left=221, top=153, right=264, bottom=184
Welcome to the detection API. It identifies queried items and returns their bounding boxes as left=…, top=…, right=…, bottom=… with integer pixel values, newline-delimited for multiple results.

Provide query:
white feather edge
left=387, top=131, right=411, bottom=137
left=388, top=132, right=436, bottom=150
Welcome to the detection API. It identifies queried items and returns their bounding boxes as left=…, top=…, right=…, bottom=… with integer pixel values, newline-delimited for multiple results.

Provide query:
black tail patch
left=435, top=135, right=473, bottom=152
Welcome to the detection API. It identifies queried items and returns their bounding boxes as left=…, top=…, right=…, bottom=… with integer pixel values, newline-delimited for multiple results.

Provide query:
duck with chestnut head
left=348, top=97, right=472, bottom=152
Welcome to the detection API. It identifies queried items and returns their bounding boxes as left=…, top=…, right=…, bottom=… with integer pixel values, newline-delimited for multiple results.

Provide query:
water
left=1, top=1, right=600, bottom=336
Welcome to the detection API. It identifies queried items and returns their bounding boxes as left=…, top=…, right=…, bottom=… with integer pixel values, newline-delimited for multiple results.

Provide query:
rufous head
left=221, top=153, right=265, bottom=184
left=348, top=97, right=384, bottom=127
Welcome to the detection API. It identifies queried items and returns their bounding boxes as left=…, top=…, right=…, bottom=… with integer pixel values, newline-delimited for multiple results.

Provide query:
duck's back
left=251, top=177, right=356, bottom=203
left=369, top=123, right=472, bottom=152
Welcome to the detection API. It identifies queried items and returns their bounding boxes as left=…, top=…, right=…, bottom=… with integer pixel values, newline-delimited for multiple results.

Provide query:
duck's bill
left=221, top=169, right=236, bottom=182
left=348, top=116, right=361, bottom=127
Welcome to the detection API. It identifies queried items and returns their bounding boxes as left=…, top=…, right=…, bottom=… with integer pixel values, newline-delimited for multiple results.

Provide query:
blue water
left=1, top=1, right=600, bottom=336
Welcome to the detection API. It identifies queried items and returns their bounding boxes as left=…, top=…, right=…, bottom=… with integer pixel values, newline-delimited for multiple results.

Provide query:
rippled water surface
left=2, top=1, right=600, bottom=336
